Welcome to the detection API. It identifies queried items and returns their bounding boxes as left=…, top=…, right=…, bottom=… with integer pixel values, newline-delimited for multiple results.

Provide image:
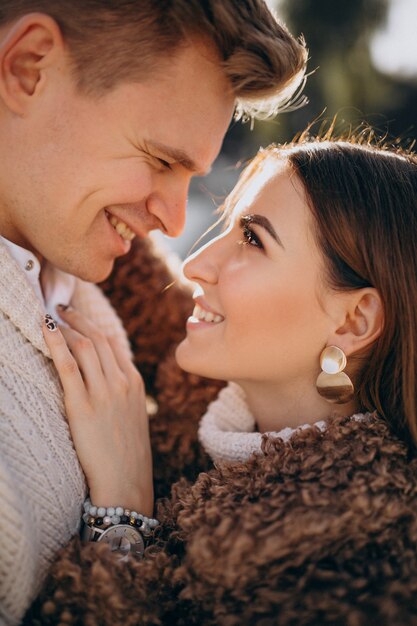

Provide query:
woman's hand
left=42, top=307, right=154, bottom=516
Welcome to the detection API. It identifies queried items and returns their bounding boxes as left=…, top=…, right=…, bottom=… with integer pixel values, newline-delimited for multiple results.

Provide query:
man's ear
left=328, top=288, right=384, bottom=357
left=0, top=13, right=64, bottom=115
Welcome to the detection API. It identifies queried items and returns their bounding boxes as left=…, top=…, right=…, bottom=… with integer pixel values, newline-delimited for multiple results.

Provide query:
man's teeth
left=108, top=214, right=136, bottom=241
left=192, top=304, right=223, bottom=323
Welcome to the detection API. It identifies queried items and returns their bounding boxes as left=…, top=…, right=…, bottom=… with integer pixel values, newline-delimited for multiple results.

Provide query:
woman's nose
left=182, top=236, right=224, bottom=285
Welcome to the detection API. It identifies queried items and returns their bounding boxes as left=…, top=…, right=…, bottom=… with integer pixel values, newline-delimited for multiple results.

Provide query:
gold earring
left=316, top=345, right=354, bottom=404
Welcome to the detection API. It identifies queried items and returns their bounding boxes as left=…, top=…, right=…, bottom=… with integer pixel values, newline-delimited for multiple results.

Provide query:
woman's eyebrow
left=242, top=214, right=285, bottom=249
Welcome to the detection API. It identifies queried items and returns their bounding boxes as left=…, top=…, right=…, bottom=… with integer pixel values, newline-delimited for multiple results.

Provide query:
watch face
left=98, top=524, right=145, bottom=560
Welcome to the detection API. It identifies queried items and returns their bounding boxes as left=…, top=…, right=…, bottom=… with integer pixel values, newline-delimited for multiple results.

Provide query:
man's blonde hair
left=0, top=0, right=307, bottom=120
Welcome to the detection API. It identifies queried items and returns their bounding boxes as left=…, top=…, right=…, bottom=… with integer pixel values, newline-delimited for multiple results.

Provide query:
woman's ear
left=328, top=288, right=384, bottom=357
left=0, top=13, right=65, bottom=115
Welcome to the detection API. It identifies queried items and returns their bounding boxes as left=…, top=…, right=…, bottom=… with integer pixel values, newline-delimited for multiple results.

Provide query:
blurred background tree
left=156, top=0, right=417, bottom=258
left=269, top=0, right=416, bottom=144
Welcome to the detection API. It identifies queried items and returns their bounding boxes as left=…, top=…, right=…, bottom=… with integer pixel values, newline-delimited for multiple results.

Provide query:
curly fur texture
left=27, top=416, right=417, bottom=625
left=26, top=239, right=417, bottom=625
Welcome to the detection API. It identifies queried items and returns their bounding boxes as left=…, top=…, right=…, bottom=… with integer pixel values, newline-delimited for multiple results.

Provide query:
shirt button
left=25, top=259, right=34, bottom=271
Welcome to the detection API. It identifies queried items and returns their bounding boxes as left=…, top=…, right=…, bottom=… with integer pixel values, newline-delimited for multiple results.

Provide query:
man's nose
left=147, top=178, right=190, bottom=238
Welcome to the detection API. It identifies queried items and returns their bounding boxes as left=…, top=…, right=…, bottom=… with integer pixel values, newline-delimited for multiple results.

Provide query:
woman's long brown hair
left=226, top=132, right=417, bottom=445
left=289, top=137, right=417, bottom=445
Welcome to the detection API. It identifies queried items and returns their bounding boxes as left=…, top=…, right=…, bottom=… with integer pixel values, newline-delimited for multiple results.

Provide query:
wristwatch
left=82, top=522, right=145, bottom=561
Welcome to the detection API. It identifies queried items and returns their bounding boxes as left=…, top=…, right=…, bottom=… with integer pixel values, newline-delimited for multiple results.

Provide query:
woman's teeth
left=192, top=303, right=223, bottom=323
left=108, top=214, right=136, bottom=241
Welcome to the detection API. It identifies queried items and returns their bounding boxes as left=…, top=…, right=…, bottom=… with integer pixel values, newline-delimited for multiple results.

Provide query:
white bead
left=115, top=507, right=124, bottom=516
left=111, top=515, right=121, bottom=525
left=107, top=507, right=115, bottom=517
left=83, top=500, right=90, bottom=513
left=97, top=507, right=106, bottom=517
left=88, top=506, right=97, bottom=516
left=103, top=516, right=112, bottom=526
left=131, top=511, right=138, bottom=519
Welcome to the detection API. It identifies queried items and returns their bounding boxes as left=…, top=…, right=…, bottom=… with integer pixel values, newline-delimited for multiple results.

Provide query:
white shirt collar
left=0, top=235, right=76, bottom=319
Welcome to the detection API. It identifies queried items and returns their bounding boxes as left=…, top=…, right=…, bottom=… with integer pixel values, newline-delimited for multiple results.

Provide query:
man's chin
left=66, top=259, right=115, bottom=284
left=87, top=265, right=115, bottom=284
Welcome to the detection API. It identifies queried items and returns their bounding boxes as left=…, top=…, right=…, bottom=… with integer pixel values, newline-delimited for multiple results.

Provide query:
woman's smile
left=186, top=298, right=225, bottom=329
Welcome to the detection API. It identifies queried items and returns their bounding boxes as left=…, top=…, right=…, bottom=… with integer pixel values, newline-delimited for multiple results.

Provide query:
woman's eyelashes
left=239, top=216, right=264, bottom=249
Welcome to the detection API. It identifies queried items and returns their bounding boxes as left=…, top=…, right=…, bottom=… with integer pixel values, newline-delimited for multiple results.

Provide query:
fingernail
left=56, top=304, right=72, bottom=312
left=44, top=314, right=58, bottom=332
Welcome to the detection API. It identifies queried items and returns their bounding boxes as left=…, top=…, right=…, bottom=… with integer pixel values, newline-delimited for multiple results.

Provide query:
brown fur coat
left=26, top=239, right=417, bottom=626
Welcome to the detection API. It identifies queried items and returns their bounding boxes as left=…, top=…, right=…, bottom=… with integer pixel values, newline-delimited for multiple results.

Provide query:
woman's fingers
left=57, top=305, right=129, bottom=382
left=43, top=312, right=154, bottom=514
left=107, top=334, right=138, bottom=383
left=59, top=326, right=107, bottom=395
left=43, top=315, right=109, bottom=407
left=42, top=317, right=86, bottom=401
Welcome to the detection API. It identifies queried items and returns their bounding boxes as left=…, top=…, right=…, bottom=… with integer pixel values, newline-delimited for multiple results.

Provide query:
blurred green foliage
left=222, top=0, right=417, bottom=163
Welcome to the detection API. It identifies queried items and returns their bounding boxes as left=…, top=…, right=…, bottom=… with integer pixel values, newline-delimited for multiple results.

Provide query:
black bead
left=135, top=518, right=143, bottom=528
left=120, top=515, right=129, bottom=524
left=95, top=517, right=104, bottom=526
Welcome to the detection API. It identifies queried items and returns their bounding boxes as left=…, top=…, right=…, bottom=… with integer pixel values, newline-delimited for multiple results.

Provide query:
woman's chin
left=175, top=341, right=222, bottom=381
left=175, top=341, right=194, bottom=372
left=175, top=341, right=202, bottom=375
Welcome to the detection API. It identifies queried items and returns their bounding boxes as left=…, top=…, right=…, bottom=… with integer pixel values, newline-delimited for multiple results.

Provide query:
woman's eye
left=241, top=225, right=263, bottom=249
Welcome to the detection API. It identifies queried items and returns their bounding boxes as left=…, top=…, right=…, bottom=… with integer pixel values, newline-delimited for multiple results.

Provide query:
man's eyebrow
left=242, top=214, right=285, bottom=249
left=147, top=140, right=211, bottom=176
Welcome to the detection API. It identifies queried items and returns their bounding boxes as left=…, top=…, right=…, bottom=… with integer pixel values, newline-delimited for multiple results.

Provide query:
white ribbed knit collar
left=198, top=382, right=328, bottom=463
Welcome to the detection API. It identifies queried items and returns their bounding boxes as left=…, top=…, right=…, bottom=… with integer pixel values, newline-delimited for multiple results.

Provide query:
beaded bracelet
left=82, top=497, right=159, bottom=537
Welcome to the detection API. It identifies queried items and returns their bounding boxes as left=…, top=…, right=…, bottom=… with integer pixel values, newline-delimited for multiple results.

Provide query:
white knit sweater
left=199, top=382, right=327, bottom=463
left=0, top=241, right=132, bottom=626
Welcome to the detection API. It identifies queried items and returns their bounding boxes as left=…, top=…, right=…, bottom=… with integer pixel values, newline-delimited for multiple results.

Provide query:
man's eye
left=156, top=157, right=172, bottom=170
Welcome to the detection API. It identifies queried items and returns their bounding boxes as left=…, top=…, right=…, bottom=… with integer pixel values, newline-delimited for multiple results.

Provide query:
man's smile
left=105, top=211, right=136, bottom=242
